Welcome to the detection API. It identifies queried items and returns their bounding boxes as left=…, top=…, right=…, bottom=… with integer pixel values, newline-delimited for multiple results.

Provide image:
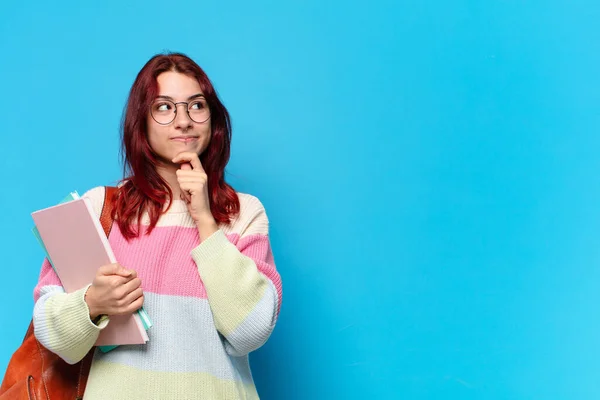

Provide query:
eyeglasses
left=150, top=98, right=211, bottom=125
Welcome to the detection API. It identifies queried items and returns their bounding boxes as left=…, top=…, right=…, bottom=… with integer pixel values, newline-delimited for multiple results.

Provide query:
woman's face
left=147, top=71, right=212, bottom=165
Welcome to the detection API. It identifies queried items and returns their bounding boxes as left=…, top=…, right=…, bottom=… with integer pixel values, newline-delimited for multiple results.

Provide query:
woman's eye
left=190, top=101, right=205, bottom=110
left=154, top=102, right=173, bottom=112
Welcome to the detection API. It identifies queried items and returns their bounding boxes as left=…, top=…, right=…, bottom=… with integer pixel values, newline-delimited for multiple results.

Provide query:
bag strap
left=100, top=186, right=117, bottom=237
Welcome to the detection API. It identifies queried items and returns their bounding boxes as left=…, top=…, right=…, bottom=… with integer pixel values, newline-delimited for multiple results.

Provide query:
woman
left=32, top=52, right=283, bottom=399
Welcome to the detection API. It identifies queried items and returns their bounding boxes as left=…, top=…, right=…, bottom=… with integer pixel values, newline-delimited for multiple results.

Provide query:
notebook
left=31, top=195, right=149, bottom=347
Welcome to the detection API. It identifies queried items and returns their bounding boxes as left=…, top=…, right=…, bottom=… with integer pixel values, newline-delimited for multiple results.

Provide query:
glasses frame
left=150, top=99, right=211, bottom=125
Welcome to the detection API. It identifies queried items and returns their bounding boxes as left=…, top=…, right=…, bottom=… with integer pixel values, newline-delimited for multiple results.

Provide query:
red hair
left=114, top=52, right=240, bottom=239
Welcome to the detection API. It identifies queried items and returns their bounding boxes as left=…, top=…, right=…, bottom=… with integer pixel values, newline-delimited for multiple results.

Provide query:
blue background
left=1, top=1, right=600, bottom=399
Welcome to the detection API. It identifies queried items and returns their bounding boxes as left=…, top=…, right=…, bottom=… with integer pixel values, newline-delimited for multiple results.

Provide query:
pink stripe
left=33, top=258, right=62, bottom=302
left=34, top=225, right=282, bottom=315
left=109, top=225, right=209, bottom=299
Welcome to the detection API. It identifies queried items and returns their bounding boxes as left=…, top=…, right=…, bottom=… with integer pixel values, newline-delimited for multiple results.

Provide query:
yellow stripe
left=192, top=230, right=269, bottom=335
left=85, top=360, right=259, bottom=400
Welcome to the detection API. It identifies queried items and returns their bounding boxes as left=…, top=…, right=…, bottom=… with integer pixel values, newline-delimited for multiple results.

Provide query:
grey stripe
left=93, top=292, right=252, bottom=383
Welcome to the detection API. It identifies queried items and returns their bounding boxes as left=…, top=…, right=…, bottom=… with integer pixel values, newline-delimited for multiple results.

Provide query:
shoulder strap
left=100, top=186, right=117, bottom=237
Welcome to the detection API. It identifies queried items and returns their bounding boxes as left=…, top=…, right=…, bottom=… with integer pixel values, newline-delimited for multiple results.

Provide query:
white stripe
left=83, top=186, right=269, bottom=238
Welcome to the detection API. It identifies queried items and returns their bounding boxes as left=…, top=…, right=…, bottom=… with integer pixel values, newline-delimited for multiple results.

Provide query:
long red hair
left=114, top=52, right=240, bottom=239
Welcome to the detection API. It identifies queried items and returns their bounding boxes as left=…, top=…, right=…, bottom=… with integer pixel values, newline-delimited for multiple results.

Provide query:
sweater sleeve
left=33, top=259, right=108, bottom=364
left=190, top=196, right=283, bottom=357
left=32, top=186, right=110, bottom=364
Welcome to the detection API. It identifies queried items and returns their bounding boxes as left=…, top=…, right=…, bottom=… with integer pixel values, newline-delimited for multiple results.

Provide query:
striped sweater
left=32, top=186, right=283, bottom=400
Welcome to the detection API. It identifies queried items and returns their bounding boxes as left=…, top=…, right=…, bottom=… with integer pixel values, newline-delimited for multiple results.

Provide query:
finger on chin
left=174, top=152, right=203, bottom=171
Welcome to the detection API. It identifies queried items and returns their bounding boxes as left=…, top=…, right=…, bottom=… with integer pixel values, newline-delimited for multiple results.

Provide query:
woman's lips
left=171, top=136, right=198, bottom=143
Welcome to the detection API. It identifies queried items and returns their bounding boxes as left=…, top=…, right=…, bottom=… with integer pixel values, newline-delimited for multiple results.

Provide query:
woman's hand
left=85, top=263, right=144, bottom=319
left=172, top=151, right=218, bottom=240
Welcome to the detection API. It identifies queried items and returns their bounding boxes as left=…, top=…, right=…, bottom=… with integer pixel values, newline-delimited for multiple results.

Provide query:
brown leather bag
left=0, top=187, right=117, bottom=400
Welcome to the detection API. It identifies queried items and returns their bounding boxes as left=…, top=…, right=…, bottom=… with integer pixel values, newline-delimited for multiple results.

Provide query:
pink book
left=31, top=197, right=149, bottom=346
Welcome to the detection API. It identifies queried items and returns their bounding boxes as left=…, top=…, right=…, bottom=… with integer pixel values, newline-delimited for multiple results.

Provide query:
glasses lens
left=188, top=99, right=210, bottom=123
left=151, top=100, right=176, bottom=125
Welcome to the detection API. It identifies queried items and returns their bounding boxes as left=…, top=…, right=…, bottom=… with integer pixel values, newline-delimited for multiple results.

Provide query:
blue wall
left=1, top=1, right=600, bottom=398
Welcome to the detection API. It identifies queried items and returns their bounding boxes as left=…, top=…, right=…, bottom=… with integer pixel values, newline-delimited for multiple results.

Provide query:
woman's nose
left=174, top=104, right=193, bottom=130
